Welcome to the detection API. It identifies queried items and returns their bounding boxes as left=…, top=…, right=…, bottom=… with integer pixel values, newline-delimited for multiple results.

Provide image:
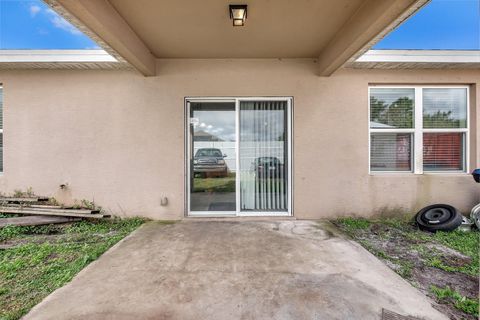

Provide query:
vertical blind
left=239, top=101, right=288, bottom=211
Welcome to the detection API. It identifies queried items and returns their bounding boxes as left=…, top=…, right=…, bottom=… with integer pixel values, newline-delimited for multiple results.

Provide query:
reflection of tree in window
left=370, top=96, right=413, bottom=128
left=423, top=110, right=460, bottom=128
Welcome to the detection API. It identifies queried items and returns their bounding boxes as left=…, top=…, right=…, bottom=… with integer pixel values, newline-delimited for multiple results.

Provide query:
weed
left=336, top=217, right=371, bottom=232
left=431, top=285, right=479, bottom=316
left=11, top=188, right=35, bottom=198
left=12, top=190, right=23, bottom=198
left=333, top=217, right=479, bottom=319
left=0, top=218, right=145, bottom=319
left=48, top=198, right=60, bottom=206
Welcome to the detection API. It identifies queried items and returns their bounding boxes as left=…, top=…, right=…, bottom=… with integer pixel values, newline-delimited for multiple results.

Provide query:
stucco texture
left=0, top=60, right=478, bottom=219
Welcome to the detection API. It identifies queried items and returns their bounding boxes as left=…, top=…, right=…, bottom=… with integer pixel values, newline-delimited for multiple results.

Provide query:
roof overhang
left=347, top=50, right=480, bottom=69
left=0, top=50, right=131, bottom=70
left=37, top=0, right=428, bottom=77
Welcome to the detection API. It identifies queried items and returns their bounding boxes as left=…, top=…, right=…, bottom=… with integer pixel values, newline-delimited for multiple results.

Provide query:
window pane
left=423, top=88, right=467, bottom=128
left=370, top=133, right=412, bottom=172
left=0, top=132, right=3, bottom=173
left=190, top=102, right=236, bottom=212
left=239, top=101, right=288, bottom=212
left=0, top=87, right=2, bottom=173
left=423, top=133, right=465, bottom=171
left=0, top=87, right=2, bottom=130
left=370, top=88, right=414, bottom=129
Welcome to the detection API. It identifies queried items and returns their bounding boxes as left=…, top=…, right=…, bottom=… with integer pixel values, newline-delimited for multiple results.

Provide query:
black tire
left=415, top=204, right=463, bottom=232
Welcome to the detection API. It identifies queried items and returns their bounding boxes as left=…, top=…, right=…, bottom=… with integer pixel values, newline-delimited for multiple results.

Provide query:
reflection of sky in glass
left=193, top=110, right=236, bottom=141
left=370, top=88, right=415, bottom=105
left=240, top=110, right=285, bottom=142
left=192, top=103, right=286, bottom=142
left=423, top=88, right=467, bottom=127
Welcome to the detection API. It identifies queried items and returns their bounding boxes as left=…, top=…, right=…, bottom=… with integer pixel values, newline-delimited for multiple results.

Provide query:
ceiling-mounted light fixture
left=229, top=5, right=247, bottom=27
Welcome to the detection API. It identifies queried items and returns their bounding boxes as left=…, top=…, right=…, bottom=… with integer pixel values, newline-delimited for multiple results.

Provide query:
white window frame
left=368, top=85, right=470, bottom=175
left=184, top=97, right=293, bottom=217
left=0, top=85, right=3, bottom=174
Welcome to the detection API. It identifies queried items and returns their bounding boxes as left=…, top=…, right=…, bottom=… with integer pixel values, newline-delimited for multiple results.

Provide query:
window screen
left=423, top=88, right=467, bottom=129
left=371, top=133, right=412, bottom=172
left=369, top=86, right=468, bottom=173
left=370, top=88, right=414, bottom=129
left=0, top=87, right=3, bottom=173
left=423, top=133, right=464, bottom=171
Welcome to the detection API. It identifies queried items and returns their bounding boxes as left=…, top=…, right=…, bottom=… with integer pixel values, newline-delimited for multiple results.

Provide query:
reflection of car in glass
left=193, top=148, right=228, bottom=178
left=251, top=157, right=283, bottom=179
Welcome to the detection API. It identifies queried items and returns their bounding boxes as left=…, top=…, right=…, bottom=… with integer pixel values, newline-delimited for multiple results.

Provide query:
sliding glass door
left=186, top=98, right=292, bottom=216
left=188, top=101, right=236, bottom=213
left=239, top=101, right=288, bottom=212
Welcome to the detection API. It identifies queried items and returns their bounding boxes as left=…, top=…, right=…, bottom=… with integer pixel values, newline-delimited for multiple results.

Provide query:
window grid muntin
left=368, top=85, right=469, bottom=174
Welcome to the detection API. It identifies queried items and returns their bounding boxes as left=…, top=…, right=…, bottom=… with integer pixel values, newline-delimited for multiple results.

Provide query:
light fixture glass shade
left=233, top=19, right=244, bottom=26
left=231, top=8, right=245, bottom=19
left=229, top=5, right=247, bottom=26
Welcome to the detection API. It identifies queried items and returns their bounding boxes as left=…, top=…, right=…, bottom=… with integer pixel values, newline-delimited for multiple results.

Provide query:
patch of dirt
left=412, top=266, right=478, bottom=304
left=334, top=222, right=479, bottom=320
left=0, top=230, right=120, bottom=250
left=46, top=252, right=59, bottom=260
left=0, top=233, right=65, bottom=248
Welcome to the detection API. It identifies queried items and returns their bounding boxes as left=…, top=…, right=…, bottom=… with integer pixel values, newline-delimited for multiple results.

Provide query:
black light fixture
left=229, top=5, right=247, bottom=27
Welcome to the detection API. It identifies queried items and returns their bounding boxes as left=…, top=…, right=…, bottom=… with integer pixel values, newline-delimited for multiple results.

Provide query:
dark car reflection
left=251, top=157, right=283, bottom=179
left=193, top=148, right=228, bottom=178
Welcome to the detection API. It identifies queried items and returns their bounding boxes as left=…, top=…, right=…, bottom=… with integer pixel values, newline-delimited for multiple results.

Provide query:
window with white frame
left=369, top=86, right=469, bottom=173
left=0, top=86, right=3, bottom=173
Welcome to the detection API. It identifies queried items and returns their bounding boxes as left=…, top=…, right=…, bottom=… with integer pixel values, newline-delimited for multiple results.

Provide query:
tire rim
left=422, top=208, right=452, bottom=224
left=471, top=204, right=480, bottom=229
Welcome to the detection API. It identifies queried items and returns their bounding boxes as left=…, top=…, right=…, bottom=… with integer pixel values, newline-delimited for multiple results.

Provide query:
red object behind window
left=423, top=133, right=463, bottom=171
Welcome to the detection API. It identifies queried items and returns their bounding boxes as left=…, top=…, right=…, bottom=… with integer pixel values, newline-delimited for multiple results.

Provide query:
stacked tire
left=415, top=204, right=463, bottom=232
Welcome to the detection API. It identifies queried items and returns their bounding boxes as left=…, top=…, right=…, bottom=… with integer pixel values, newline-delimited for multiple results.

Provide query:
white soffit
left=0, top=50, right=131, bottom=70
left=0, top=50, right=115, bottom=62
left=348, top=50, right=480, bottom=69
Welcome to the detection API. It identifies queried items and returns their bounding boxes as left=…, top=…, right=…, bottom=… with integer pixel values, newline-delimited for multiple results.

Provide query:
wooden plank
left=11, top=204, right=85, bottom=210
left=0, top=197, right=49, bottom=203
left=1, top=205, right=99, bottom=214
left=0, top=216, right=81, bottom=228
left=0, top=208, right=107, bottom=219
left=27, top=205, right=64, bottom=209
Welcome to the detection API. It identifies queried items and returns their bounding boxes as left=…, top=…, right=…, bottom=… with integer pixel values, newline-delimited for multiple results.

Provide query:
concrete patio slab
left=24, top=220, right=447, bottom=320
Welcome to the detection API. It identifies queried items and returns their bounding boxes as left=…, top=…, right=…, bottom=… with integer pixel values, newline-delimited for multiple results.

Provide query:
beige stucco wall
left=0, top=59, right=478, bottom=219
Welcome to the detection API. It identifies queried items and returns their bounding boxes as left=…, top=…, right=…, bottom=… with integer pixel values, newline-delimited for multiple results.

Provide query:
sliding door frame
left=185, top=97, right=293, bottom=217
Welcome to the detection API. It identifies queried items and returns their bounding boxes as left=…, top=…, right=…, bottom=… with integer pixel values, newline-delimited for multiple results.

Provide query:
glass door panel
left=189, top=102, right=236, bottom=212
left=239, top=101, right=288, bottom=213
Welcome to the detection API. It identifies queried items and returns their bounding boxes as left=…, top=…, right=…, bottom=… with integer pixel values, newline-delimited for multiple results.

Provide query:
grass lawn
left=0, top=217, right=146, bottom=320
left=333, top=217, right=479, bottom=320
left=193, top=174, right=236, bottom=193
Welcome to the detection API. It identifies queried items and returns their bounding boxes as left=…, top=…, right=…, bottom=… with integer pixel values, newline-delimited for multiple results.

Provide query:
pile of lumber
left=0, top=215, right=81, bottom=228
left=0, top=196, right=110, bottom=228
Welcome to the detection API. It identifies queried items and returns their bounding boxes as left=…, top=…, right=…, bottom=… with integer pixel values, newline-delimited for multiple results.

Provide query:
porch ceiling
left=108, top=0, right=364, bottom=59
left=45, top=0, right=429, bottom=76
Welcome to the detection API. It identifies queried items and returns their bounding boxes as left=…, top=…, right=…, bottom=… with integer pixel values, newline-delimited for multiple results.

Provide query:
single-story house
left=0, top=0, right=478, bottom=220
